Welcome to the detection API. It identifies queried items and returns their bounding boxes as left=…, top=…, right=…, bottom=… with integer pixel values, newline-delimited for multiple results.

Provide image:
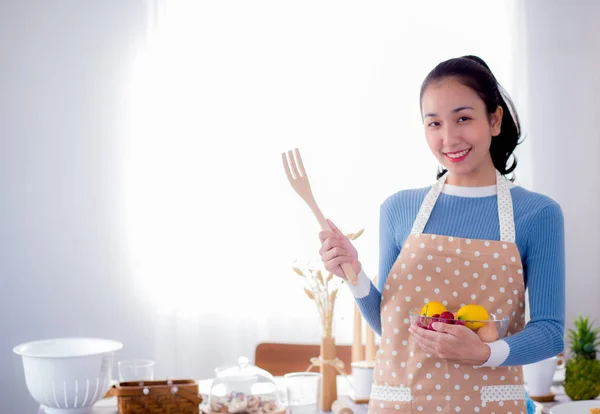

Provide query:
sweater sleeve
left=348, top=201, right=401, bottom=336
left=499, top=202, right=566, bottom=366
left=378, top=201, right=402, bottom=292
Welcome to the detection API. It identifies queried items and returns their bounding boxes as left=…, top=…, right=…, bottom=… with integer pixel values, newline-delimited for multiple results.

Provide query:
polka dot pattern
left=370, top=170, right=526, bottom=413
left=370, top=232, right=526, bottom=413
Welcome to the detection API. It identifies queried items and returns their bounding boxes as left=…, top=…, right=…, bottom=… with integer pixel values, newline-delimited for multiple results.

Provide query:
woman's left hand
left=408, top=322, right=491, bottom=366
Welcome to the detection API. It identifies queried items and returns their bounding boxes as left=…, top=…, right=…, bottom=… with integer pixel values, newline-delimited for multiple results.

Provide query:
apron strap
left=409, top=172, right=448, bottom=237
left=496, top=170, right=516, bottom=243
left=410, top=170, right=515, bottom=243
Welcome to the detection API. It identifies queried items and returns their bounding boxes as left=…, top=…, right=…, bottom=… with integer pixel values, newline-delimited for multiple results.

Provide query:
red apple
left=439, top=311, right=455, bottom=324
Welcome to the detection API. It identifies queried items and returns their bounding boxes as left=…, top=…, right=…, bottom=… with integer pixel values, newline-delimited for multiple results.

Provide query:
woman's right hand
left=318, top=219, right=361, bottom=280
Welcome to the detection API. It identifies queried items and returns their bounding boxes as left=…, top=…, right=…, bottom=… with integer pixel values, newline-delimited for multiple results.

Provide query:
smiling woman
left=121, top=0, right=516, bottom=381
left=421, top=56, right=521, bottom=185
left=318, top=55, right=565, bottom=413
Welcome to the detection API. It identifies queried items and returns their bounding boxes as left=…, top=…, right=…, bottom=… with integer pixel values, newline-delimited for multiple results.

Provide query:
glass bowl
left=408, top=307, right=509, bottom=342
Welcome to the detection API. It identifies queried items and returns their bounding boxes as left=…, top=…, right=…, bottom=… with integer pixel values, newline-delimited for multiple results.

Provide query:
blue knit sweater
left=353, top=184, right=565, bottom=367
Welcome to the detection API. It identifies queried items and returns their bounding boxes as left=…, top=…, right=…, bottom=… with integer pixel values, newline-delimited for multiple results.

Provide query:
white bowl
left=14, top=337, right=123, bottom=414
left=550, top=400, right=600, bottom=413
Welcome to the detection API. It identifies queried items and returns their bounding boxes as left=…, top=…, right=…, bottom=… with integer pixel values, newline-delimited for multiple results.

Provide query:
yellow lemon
left=456, top=304, right=490, bottom=330
left=420, top=301, right=447, bottom=317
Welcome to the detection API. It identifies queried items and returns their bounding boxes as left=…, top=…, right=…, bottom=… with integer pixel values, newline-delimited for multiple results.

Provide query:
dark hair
left=420, top=55, right=522, bottom=181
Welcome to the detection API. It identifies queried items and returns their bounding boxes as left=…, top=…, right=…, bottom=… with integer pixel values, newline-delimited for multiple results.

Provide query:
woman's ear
left=491, top=105, right=503, bottom=137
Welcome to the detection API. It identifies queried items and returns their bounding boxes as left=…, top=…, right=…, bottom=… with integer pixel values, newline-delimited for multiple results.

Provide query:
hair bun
left=461, top=55, right=493, bottom=73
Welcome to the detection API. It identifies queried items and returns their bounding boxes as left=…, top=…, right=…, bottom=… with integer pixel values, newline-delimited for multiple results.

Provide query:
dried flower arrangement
left=292, top=228, right=364, bottom=338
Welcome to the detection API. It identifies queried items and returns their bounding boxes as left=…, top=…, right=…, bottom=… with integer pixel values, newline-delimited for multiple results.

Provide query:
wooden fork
left=282, top=148, right=358, bottom=286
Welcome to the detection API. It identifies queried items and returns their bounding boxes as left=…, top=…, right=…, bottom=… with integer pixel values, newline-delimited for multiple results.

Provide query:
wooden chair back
left=254, top=342, right=355, bottom=376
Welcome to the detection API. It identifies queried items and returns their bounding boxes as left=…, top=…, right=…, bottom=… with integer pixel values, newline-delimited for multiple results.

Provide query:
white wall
left=0, top=1, right=151, bottom=413
left=514, top=0, right=600, bottom=331
left=2, top=0, right=599, bottom=412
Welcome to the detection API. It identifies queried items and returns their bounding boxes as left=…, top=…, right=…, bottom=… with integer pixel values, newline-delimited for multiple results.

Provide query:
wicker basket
left=107, top=379, right=203, bottom=414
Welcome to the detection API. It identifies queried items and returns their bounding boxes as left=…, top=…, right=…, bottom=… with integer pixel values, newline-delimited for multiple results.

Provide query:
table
left=537, top=385, right=600, bottom=414
left=37, top=376, right=368, bottom=414
left=37, top=379, right=597, bottom=414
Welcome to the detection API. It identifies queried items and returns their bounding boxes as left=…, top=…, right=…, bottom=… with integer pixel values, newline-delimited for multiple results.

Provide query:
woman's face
left=421, top=77, right=502, bottom=180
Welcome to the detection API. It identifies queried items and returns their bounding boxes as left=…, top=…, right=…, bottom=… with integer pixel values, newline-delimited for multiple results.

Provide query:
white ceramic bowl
left=550, top=400, right=600, bottom=413
left=14, top=337, right=123, bottom=414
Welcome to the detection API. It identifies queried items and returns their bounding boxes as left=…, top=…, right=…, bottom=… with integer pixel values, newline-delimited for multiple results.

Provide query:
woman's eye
left=427, top=121, right=440, bottom=127
left=458, top=116, right=471, bottom=123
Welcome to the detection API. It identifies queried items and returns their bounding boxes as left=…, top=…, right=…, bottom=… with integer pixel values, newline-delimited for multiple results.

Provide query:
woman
left=319, top=55, right=565, bottom=413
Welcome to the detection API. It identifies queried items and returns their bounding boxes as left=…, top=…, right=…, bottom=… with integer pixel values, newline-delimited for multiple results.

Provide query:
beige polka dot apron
left=369, top=171, right=527, bottom=413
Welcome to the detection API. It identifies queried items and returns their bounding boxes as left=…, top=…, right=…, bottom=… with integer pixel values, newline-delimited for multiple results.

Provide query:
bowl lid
left=214, top=356, right=270, bottom=383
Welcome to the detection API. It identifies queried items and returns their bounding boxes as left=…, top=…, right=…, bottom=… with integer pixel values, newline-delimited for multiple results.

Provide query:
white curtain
left=123, top=0, right=516, bottom=380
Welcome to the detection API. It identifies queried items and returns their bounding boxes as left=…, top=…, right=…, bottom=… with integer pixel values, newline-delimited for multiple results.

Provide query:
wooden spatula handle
left=340, top=262, right=358, bottom=286
left=311, top=204, right=359, bottom=286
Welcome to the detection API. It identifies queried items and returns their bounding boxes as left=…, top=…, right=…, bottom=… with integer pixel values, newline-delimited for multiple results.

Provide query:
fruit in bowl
left=409, top=302, right=509, bottom=342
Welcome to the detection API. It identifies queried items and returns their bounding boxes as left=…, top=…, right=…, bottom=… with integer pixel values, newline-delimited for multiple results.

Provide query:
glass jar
left=207, top=357, right=284, bottom=414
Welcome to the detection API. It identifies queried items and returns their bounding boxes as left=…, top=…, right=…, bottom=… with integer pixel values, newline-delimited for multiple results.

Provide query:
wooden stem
left=352, top=304, right=364, bottom=362
left=365, top=326, right=376, bottom=361
left=320, top=336, right=338, bottom=411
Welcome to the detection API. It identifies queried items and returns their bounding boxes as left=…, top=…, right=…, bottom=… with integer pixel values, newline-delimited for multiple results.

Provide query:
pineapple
left=564, top=315, right=600, bottom=400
